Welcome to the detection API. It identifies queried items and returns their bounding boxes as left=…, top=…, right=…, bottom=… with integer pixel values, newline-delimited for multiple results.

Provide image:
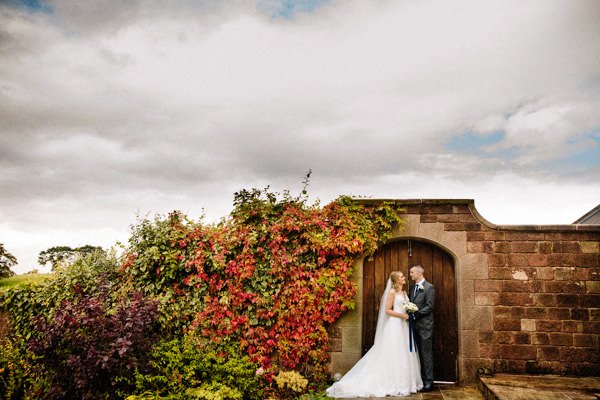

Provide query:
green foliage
left=0, top=336, right=36, bottom=399
left=0, top=273, right=50, bottom=291
left=38, top=245, right=105, bottom=270
left=0, top=249, right=119, bottom=341
left=128, top=336, right=262, bottom=400
left=121, top=187, right=404, bottom=392
left=0, top=243, right=17, bottom=279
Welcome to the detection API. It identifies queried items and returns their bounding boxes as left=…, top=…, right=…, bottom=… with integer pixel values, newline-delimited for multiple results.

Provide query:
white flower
left=417, top=283, right=424, bottom=291
left=403, top=301, right=419, bottom=314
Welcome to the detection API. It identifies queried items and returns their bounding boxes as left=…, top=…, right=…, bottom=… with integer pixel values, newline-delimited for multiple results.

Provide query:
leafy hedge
left=1, top=187, right=403, bottom=399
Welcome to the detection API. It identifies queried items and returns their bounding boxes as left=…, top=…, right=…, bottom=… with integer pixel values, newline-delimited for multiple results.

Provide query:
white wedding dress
left=326, top=285, right=423, bottom=398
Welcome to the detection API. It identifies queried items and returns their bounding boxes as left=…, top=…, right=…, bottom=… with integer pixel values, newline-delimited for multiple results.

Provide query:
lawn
left=0, top=273, right=50, bottom=291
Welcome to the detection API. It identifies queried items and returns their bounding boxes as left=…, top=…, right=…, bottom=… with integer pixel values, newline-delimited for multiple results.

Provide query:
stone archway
left=362, top=239, right=458, bottom=382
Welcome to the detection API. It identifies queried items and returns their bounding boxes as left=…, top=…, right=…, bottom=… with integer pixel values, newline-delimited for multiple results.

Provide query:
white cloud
left=1, top=0, right=599, bottom=274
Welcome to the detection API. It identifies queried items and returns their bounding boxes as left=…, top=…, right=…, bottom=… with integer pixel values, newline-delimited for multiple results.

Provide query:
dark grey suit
left=409, top=280, right=435, bottom=386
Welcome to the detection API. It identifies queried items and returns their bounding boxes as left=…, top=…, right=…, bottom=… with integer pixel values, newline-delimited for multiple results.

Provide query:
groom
left=409, top=265, right=435, bottom=392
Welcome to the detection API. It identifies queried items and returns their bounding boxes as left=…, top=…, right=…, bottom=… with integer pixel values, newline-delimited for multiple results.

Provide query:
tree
left=38, top=245, right=104, bottom=270
left=0, top=243, right=17, bottom=278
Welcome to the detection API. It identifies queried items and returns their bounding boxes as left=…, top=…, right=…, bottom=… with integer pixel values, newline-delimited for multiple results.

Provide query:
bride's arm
left=385, top=290, right=408, bottom=320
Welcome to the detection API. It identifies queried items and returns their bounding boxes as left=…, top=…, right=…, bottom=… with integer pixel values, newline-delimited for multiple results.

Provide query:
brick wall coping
left=351, top=198, right=600, bottom=232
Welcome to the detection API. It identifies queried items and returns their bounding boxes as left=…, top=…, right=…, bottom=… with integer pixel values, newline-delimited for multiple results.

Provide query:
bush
left=28, top=289, right=159, bottom=399
left=0, top=249, right=120, bottom=341
left=128, top=336, right=263, bottom=400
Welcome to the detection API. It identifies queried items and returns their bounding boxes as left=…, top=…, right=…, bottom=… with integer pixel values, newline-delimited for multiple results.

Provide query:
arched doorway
left=362, top=239, right=458, bottom=382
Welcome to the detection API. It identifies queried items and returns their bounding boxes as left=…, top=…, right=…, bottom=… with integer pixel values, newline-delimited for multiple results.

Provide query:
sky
left=1, top=0, right=599, bottom=274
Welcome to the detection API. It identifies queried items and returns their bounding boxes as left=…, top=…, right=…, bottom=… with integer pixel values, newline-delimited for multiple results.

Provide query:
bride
left=326, top=271, right=423, bottom=398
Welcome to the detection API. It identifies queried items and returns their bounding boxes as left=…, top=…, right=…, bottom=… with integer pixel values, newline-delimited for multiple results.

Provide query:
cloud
left=1, top=0, right=599, bottom=273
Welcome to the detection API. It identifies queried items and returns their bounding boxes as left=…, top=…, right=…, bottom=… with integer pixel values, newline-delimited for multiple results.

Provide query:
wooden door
left=362, top=239, right=458, bottom=382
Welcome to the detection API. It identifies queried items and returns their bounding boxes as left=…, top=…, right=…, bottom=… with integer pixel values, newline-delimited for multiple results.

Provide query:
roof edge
left=350, top=198, right=600, bottom=232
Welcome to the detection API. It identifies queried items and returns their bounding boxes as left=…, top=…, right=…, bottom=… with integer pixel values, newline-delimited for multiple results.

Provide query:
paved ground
left=336, top=383, right=484, bottom=399
left=479, top=374, right=600, bottom=400
left=337, top=374, right=600, bottom=399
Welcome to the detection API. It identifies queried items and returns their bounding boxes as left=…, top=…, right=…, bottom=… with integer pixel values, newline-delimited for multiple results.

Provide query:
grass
left=0, top=273, right=50, bottom=291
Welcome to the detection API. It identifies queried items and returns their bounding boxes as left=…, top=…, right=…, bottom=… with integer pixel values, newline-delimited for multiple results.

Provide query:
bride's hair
left=389, top=271, right=403, bottom=291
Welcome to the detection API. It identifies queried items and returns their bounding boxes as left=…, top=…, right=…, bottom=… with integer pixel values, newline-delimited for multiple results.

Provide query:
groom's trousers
left=415, top=323, right=434, bottom=385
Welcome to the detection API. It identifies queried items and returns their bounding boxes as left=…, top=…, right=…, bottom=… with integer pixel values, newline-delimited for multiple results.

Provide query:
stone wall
left=329, top=199, right=600, bottom=383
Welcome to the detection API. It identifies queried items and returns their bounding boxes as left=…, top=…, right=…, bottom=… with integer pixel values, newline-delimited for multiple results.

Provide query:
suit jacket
left=409, top=280, right=435, bottom=328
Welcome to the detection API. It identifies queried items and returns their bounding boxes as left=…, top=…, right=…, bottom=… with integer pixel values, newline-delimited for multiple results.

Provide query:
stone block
left=420, top=214, right=437, bottom=223
left=440, top=230, right=467, bottom=257
left=499, top=292, right=534, bottom=306
left=535, top=293, right=556, bottom=307
left=474, top=279, right=502, bottom=292
left=545, top=281, right=585, bottom=294
left=571, top=308, right=590, bottom=321
left=553, top=267, right=572, bottom=280
left=553, top=241, right=581, bottom=253
left=461, top=330, right=479, bottom=358
left=475, top=292, right=499, bottom=305
left=460, top=279, right=474, bottom=306
left=507, top=254, right=528, bottom=267
left=538, top=241, right=553, bottom=254
left=341, top=326, right=361, bottom=353
left=548, top=253, right=577, bottom=267
left=547, top=307, right=570, bottom=320
left=532, top=332, right=549, bottom=345
left=506, top=232, right=529, bottom=241
left=479, top=331, right=493, bottom=343
left=528, top=254, right=547, bottom=267
left=461, top=306, right=493, bottom=330
left=464, top=223, right=482, bottom=231
left=582, top=321, right=600, bottom=334
left=398, top=214, right=420, bottom=237
left=467, top=232, right=486, bottom=241
left=549, top=332, right=573, bottom=346
left=578, top=253, right=599, bottom=267
left=459, top=253, right=489, bottom=279
left=513, top=332, right=531, bottom=344
left=579, top=294, right=600, bottom=308
left=329, top=338, right=343, bottom=352
left=459, top=213, right=478, bottom=223
left=488, top=254, right=506, bottom=267
left=524, top=307, right=548, bottom=319
left=555, top=294, right=579, bottom=307
left=498, top=344, right=536, bottom=359
left=560, top=346, right=600, bottom=363
left=483, top=231, right=505, bottom=241
left=521, top=319, right=536, bottom=331
left=586, top=281, right=600, bottom=294
left=437, top=213, right=459, bottom=223
left=479, top=343, right=498, bottom=358
left=536, top=267, right=554, bottom=280
left=494, top=331, right=512, bottom=344
left=538, top=346, right=561, bottom=361
left=536, top=320, right=562, bottom=332
left=489, top=267, right=512, bottom=280
left=581, top=241, right=600, bottom=254
left=511, top=241, right=538, bottom=253
left=329, top=352, right=361, bottom=375
left=562, top=321, right=581, bottom=333
left=493, top=317, right=521, bottom=331
left=495, top=242, right=511, bottom=253
left=573, top=333, right=599, bottom=348
left=445, top=222, right=465, bottom=231
left=468, top=241, right=494, bottom=253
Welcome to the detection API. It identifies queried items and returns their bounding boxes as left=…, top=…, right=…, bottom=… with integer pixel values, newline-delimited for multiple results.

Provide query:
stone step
left=478, top=373, right=600, bottom=400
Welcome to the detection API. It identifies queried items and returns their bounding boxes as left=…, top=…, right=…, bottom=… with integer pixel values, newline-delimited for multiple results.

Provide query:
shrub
left=28, top=289, right=159, bottom=399
left=0, top=249, right=120, bottom=341
left=121, top=187, right=404, bottom=389
left=128, top=336, right=263, bottom=400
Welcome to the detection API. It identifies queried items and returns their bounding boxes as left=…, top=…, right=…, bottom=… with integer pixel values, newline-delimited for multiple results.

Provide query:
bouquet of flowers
left=403, top=301, right=418, bottom=314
